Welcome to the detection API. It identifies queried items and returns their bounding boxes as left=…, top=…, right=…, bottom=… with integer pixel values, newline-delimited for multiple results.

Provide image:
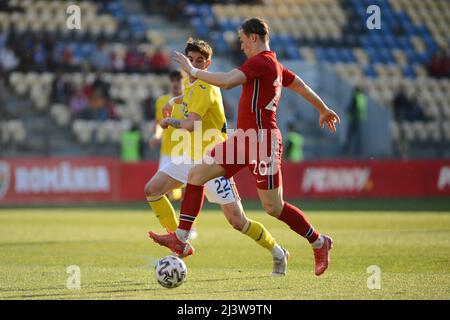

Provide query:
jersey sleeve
left=188, top=85, right=213, bottom=118
left=281, top=65, right=296, bottom=87
left=238, top=55, right=267, bottom=82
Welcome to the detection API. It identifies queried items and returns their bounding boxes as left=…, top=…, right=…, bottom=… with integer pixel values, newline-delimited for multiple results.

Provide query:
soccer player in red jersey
left=149, top=17, right=341, bottom=276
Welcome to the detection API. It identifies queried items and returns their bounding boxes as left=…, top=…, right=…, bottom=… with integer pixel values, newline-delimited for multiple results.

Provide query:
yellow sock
left=147, top=195, right=178, bottom=232
left=242, top=219, right=275, bottom=251
left=168, top=188, right=183, bottom=201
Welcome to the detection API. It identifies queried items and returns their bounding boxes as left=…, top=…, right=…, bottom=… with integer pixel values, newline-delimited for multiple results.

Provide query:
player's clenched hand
left=319, top=108, right=341, bottom=132
left=159, top=118, right=170, bottom=129
left=172, top=51, right=194, bottom=74
left=162, top=104, right=173, bottom=118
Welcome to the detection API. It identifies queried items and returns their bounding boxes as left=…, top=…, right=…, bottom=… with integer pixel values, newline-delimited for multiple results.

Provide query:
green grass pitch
left=0, top=206, right=449, bottom=300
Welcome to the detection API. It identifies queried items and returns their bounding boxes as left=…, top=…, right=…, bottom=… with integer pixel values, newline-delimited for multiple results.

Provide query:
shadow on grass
left=2, top=198, right=449, bottom=212
left=1, top=275, right=283, bottom=299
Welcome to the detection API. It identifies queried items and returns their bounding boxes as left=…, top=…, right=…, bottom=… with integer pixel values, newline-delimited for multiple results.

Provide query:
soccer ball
left=155, top=255, right=187, bottom=288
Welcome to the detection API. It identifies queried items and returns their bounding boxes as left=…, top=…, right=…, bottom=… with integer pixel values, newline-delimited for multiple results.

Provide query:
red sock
left=278, top=202, right=319, bottom=243
left=178, top=183, right=205, bottom=231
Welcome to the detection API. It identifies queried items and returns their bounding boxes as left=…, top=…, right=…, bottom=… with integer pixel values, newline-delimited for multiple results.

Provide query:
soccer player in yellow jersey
left=145, top=38, right=290, bottom=276
left=150, top=70, right=185, bottom=168
left=148, top=70, right=185, bottom=226
left=149, top=70, right=199, bottom=237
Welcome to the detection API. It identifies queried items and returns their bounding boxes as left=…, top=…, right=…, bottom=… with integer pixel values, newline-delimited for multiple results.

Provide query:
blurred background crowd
left=1, top=0, right=449, bottom=162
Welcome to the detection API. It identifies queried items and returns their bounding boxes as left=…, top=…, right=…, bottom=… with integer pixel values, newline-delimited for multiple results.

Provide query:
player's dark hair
left=169, top=69, right=183, bottom=81
left=185, top=38, right=213, bottom=60
left=240, top=17, right=270, bottom=42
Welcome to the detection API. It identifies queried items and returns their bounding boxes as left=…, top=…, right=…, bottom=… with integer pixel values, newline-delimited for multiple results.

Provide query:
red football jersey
left=237, top=50, right=296, bottom=131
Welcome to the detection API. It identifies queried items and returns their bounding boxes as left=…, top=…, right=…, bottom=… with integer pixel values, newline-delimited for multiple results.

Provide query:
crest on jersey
left=0, top=161, right=10, bottom=200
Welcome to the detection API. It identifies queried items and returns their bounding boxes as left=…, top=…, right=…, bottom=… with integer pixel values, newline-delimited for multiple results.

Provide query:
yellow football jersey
left=155, top=94, right=185, bottom=157
left=176, top=79, right=227, bottom=160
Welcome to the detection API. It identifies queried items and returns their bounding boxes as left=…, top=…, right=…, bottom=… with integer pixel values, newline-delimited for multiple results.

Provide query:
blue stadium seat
left=191, top=17, right=209, bottom=38
left=363, top=64, right=376, bottom=78
left=286, top=46, right=301, bottom=60
left=403, top=66, right=415, bottom=78
left=108, top=2, right=125, bottom=21
left=384, top=34, right=397, bottom=48
left=184, top=4, right=199, bottom=17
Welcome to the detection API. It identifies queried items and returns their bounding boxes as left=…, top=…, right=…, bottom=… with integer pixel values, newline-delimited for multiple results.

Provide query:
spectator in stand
left=142, top=95, right=156, bottom=121
left=50, top=71, right=71, bottom=104
left=0, top=44, right=19, bottom=77
left=89, top=88, right=109, bottom=121
left=427, top=48, right=450, bottom=78
left=393, top=89, right=428, bottom=122
left=111, top=51, right=125, bottom=72
left=406, top=96, right=427, bottom=122
left=32, top=40, right=47, bottom=72
left=92, top=72, right=110, bottom=99
left=16, top=32, right=34, bottom=71
left=0, top=31, right=6, bottom=49
left=90, top=41, right=112, bottom=72
left=284, top=122, right=304, bottom=162
left=125, top=43, right=145, bottom=73
left=149, top=47, right=170, bottom=74
left=106, top=99, right=118, bottom=120
left=392, top=85, right=411, bottom=122
left=0, top=75, right=6, bottom=119
left=69, top=85, right=91, bottom=120
left=342, top=86, right=367, bottom=156
left=120, top=124, right=143, bottom=162
left=60, top=46, right=76, bottom=72
left=42, top=33, right=56, bottom=71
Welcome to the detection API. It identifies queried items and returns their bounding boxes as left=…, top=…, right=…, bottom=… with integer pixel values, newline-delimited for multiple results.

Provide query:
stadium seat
left=72, top=120, right=96, bottom=144
left=2, top=120, right=27, bottom=144
left=51, top=104, right=71, bottom=127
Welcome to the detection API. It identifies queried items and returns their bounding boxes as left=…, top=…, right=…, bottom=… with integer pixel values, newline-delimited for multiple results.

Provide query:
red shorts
left=210, top=129, right=283, bottom=190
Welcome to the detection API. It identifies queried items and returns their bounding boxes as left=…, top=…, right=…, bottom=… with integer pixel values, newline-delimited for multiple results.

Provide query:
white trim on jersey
left=251, top=78, right=259, bottom=113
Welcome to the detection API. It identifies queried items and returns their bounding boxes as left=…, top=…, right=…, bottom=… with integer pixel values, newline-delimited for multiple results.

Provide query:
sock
left=311, top=235, right=324, bottom=249
left=175, top=229, right=190, bottom=243
left=242, top=219, right=276, bottom=251
left=278, top=202, right=319, bottom=243
left=271, top=244, right=285, bottom=260
left=178, top=183, right=205, bottom=231
left=147, top=195, right=178, bottom=232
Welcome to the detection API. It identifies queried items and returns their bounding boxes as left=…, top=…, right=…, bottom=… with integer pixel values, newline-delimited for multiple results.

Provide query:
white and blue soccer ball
left=155, top=255, right=187, bottom=288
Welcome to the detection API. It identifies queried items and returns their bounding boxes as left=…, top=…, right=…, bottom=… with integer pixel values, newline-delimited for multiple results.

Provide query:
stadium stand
left=0, top=0, right=449, bottom=159
left=0, top=0, right=173, bottom=157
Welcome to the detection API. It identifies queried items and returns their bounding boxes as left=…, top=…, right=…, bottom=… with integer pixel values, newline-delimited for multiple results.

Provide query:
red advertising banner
left=0, top=158, right=449, bottom=204
left=0, top=158, right=121, bottom=204
left=233, top=160, right=450, bottom=199
left=119, top=161, right=158, bottom=201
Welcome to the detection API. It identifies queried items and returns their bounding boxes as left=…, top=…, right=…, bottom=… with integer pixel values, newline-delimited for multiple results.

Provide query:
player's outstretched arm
left=172, top=51, right=246, bottom=89
left=287, top=75, right=341, bottom=132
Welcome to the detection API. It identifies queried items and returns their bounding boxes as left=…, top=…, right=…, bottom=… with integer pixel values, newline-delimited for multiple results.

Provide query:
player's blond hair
left=185, top=38, right=213, bottom=61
